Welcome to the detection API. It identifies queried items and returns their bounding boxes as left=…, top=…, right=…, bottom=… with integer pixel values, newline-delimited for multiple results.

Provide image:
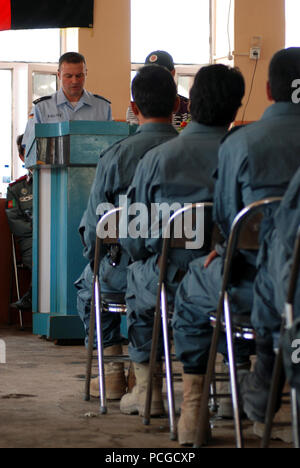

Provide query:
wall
left=78, top=0, right=286, bottom=123
left=234, top=0, right=285, bottom=122
left=78, top=0, right=131, bottom=122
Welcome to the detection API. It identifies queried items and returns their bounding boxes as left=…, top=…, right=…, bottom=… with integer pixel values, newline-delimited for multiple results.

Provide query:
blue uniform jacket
left=120, top=121, right=228, bottom=271
left=23, top=88, right=112, bottom=147
left=214, top=102, right=300, bottom=267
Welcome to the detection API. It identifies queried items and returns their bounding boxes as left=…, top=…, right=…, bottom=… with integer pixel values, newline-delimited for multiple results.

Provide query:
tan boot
left=120, top=362, right=164, bottom=417
left=178, top=374, right=208, bottom=446
left=90, top=344, right=127, bottom=400
left=126, top=362, right=136, bottom=393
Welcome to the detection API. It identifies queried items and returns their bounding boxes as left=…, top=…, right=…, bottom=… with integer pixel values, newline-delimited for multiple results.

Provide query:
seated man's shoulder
left=8, top=175, right=28, bottom=188
left=220, top=124, right=245, bottom=145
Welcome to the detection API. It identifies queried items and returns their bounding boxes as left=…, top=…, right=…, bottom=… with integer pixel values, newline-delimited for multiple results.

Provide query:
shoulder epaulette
left=33, top=95, right=52, bottom=105
left=220, top=124, right=244, bottom=144
left=93, top=94, right=111, bottom=105
left=9, top=175, right=27, bottom=187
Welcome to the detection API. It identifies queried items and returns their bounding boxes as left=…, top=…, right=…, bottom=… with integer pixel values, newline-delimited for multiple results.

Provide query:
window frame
left=130, top=0, right=235, bottom=97
left=0, top=62, right=58, bottom=182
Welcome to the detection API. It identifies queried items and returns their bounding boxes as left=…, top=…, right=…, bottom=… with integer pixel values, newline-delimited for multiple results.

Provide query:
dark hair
left=190, top=64, right=245, bottom=126
left=269, top=47, right=300, bottom=102
left=16, top=134, right=25, bottom=156
left=58, top=52, right=86, bottom=70
left=131, top=65, right=177, bottom=118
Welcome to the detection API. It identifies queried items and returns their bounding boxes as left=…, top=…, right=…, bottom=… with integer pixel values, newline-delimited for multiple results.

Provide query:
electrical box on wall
left=250, top=47, right=261, bottom=59
left=250, top=35, right=262, bottom=60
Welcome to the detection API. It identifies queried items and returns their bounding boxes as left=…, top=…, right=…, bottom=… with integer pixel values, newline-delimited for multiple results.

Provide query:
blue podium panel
left=26, top=121, right=137, bottom=339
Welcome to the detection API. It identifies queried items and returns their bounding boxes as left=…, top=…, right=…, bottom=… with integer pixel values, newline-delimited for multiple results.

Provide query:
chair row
left=85, top=198, right=300, bottom=448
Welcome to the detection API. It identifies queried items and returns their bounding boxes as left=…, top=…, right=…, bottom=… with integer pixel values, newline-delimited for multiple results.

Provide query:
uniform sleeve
left=80, top=147, right=121, bottom=263
left=213, top=133, right=248, bottom=239
left=5, top=188, right=32, bottom=238
left=107, top=104, right=113, bottom=121
left=275, top=168, right=300, bottom=257
left=22, top=104, right=42, bottom=148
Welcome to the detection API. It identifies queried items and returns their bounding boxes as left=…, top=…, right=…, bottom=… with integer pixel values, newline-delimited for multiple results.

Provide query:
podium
left=25, top=121, right=136, bottom=340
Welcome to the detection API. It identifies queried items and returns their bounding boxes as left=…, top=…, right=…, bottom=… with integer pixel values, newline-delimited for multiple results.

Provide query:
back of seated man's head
left=190, top=64, right=245, bottom=127
left=269, top=47, right=300, bottom=102
left=131, top=65, right=177, bottom=118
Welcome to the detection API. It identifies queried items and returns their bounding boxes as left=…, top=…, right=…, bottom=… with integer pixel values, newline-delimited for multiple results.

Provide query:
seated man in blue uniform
left=22, top=52, right=112, bottom=148
left=172, top=47, right=300, bottom=445
left=241, top=165, right=300, bottom=428
left=6, top=134, right=33, bottom=310
left=75, top=64, right=179, bottom=400
left=119, top=64, right=245, bottom=420
left=126, top=50, right=190, bottom=130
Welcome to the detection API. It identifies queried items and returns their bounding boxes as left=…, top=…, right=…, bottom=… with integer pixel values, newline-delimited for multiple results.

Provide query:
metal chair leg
left=224, top=292, right=243, bottom=448
left=143, top=282, right=163, bottom=426
left=209, top=381, right=218, bottom=413
left=84, top=280, right=97, bottom=402
left=261, top=346, right=284, bottom=448
left=291, top=388, right=300, bottom=448
left=161, top=283, right=177, bottom=440
left=193, top=309, right=222, bottom=448
left=95, top=276, right=107, bottom=414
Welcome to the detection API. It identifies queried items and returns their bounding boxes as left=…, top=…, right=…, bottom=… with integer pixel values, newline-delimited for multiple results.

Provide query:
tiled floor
left=0, top=327, right=294, bottom=449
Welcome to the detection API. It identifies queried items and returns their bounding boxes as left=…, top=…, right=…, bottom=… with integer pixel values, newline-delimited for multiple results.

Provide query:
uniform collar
left=56, top=88, right=91, bottom=107
left=181, top=120, right=228, bottom=136
left=136, top=122, right=178, bottom=134
left=261, top=102, right=300, bottom=120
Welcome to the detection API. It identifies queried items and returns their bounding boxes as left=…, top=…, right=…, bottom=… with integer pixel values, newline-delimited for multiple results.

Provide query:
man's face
left=58, top=61, right=87, bottom=102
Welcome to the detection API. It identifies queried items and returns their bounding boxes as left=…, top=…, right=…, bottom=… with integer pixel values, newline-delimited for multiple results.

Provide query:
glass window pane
left=0, top=29, right=60, bottom=62
left=215, top=0, right=234, bottom=60
left=177, top=76, right=194, bottom=99
left=286, top=0, right=300, bottom=47
left=32, top=73, right=58, bottom=101
left=0, top=70, right=12, bottom=197
left=131, top=0, right=210, bottom=64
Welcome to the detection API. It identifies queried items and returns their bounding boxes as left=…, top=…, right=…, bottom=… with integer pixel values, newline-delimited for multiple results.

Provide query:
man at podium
left=22, top=52, right=112, bottom=148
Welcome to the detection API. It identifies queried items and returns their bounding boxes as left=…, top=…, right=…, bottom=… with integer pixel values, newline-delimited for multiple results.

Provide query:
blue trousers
left=173, top=255, right=253, bottom=374
left=126, top=253, right=180, bottom=363
left=75, top=254, right=128, bottom=348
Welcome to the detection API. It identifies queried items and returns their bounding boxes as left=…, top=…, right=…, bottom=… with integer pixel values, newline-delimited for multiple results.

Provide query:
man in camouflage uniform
left=6, top=135, right=33, bottom=310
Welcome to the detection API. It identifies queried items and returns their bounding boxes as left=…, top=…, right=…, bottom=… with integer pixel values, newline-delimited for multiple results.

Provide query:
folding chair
left=10, top=234, right=25, bottom=330
left=84, top=206, right=129, bottom=414
left=261, top=225, right=300, bottom=449
left=143, top=202, right=214, bottom=441
left=193, top=197, right=283, bottom=449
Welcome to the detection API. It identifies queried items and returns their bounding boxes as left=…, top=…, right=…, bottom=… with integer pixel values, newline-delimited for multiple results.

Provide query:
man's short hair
left=16, top=134, right=25, bottom=156
left=269, top=47, right=300, bottom=102
left=190, top=64, right=245, bottom=126
left=132, top=65, right=177, bottom=118
left=58, top=52, right=86, bottom=70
